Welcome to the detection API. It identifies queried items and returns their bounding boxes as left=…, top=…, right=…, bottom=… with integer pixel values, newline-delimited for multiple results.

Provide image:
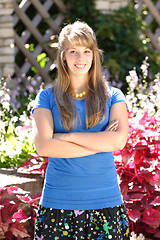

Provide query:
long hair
left=53, top=21, right=110, bottom=130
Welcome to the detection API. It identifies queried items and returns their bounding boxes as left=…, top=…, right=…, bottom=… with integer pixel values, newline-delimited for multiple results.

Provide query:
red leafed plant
left=18, top=156, right=48, bottom=178
left=0, top=186, right=40, bottom=240
left=114, top=111, right=160, bottom=239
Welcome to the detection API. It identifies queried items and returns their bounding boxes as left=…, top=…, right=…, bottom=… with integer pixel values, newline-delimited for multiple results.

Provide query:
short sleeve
left=32, top=88, right=52, bottom=114
left=108, top=86, right=126, bottom=107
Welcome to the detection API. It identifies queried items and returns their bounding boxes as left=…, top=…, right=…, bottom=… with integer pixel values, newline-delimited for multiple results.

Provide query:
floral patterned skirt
left=34, top=204, right=130, bottom=240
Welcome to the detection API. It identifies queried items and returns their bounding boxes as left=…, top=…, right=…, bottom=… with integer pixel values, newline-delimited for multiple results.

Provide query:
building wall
left=0, top=0, right=14, bottom=78
left=95, top=0, right=130, bottom=13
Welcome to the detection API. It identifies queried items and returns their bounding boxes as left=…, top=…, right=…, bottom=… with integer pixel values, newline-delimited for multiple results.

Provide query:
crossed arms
left=32, top=102, right=128, bottom=158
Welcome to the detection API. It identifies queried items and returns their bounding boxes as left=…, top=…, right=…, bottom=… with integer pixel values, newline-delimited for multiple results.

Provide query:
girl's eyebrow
left=68, top=47, right=91, bottom=50
left=67, top=47, right=76, bottom=50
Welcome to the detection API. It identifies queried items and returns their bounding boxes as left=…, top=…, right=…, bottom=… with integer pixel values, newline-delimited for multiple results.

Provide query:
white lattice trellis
left=136, top=0, right=160, bottom=51
left=13, top=0, right=67, bottom=81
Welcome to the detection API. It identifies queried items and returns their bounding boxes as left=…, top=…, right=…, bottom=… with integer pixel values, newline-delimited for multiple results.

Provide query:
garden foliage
left=62, top=0, right=160, bottom=90
left=0, top=75, right=45, bottom=168
left=125, top=57, right=160, bottom=115
left=114, top=111, right=160, bottom=239
left=0, top=186, right=40, bottom=240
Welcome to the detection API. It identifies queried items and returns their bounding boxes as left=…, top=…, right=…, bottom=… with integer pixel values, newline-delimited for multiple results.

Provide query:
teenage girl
left=33, top=21, right=129, bottom=240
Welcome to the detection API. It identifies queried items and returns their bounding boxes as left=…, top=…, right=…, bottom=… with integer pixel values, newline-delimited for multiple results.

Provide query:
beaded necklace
left=71, top=91, right=86, bottom=99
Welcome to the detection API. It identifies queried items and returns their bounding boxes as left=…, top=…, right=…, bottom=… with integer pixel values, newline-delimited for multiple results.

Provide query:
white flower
left=129, top=70, right=137, bottom=77
left=1, top=140, right=13, bottom=152
left=126, top=75, right=131, bottom=83
left=0, top=90, right=4, bottom=97
left=19, top=114, right=27, bottom=122
left=140, top=64, right=147, bottom=72
left=130, top=232, right=146, bottom=240
left=0, top=121, right=7, bottom=132
left=132, top=97, right=137, bottom=103
left=2, top=101, right=10, bottom=111
left=11, top=116, right=19, bottom=123
left=137, top=233, right=145, bottom=240
left=27, top=100, right=35, bottom=111
left=15, top=141, right=22, bottom=155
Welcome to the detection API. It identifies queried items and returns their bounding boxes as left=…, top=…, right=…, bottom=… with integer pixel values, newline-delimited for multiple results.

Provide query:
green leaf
left=37, top=53, right=47, bottom=62
left=6, top=124, right=17, bottom=148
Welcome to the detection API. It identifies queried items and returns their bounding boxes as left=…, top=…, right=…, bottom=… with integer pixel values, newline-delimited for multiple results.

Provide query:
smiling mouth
left=75, top=64, right=86, bottom=68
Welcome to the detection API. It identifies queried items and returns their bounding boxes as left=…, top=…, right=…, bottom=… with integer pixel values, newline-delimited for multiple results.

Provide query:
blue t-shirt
left=33, top=86, right=126, bottom=210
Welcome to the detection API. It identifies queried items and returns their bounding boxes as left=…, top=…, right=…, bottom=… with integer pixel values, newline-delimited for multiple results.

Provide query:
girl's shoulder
left=108, top=85, right=123, bottom=95
left=108, top=85, right=125, bottom=97
left=36, top=87, right=55, bottom=100
left=107, top=85, right=126, bottom=106
left=33, top=87, right=56, bottom=112
left=38, top=87, right=53, bottom=95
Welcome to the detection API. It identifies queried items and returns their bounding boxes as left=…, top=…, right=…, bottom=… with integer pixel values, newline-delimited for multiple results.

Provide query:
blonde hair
left=53, top=21, right=110, bottom=130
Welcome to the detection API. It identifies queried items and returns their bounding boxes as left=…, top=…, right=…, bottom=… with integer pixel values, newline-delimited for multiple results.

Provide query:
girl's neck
left=70, top=75, right=89, bottom=93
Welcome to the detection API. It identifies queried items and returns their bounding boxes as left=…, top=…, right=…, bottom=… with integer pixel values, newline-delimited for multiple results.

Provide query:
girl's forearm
left=35, top=136, right=98, bottom=158
left=62, top=130, right=127, bottom=152
left=53, top=120, right=127, bottom=152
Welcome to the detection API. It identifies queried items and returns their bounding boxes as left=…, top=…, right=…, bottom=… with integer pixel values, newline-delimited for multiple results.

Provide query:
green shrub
left=62, top=1, right=160, bottom=92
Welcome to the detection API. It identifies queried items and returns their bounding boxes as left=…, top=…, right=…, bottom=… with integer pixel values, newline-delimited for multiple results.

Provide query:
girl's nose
left=77, top=52, right=83, bottom=59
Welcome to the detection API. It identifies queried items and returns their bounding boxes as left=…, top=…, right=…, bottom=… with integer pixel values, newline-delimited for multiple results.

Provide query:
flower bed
left=114, top=111, right=160, bottom=239
left=0, top=186, right=40, bottom=239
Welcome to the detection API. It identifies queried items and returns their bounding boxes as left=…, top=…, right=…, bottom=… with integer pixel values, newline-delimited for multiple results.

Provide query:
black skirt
left=34, top=204, right=130, bottom=239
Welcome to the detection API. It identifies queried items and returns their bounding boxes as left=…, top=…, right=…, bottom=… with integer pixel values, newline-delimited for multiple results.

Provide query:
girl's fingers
left=106, top=120, right=119, bottom=131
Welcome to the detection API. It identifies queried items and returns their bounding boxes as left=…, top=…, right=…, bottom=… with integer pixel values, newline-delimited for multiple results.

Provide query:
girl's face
left=64, top=44, right=93, bottom=79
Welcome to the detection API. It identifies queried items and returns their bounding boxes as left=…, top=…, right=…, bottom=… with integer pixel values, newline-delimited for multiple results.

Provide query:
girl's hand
left=105, top=120, right=119, bottom=132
